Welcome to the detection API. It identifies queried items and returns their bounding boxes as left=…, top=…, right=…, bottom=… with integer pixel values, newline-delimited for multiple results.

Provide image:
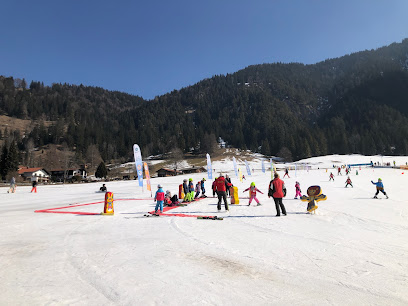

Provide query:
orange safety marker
left=101, top=192, right=114, bottom=215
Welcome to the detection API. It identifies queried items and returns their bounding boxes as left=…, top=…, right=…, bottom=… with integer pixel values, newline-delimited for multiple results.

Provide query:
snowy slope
left=1, top=155, right=408, bottom=305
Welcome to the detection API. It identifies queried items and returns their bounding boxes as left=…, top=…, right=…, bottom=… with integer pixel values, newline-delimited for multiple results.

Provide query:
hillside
left=1, top=38, right=408, bottom=177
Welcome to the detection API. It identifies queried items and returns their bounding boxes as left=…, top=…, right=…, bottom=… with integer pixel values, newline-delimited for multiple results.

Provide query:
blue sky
left=1, top=0, right=408, bottom=99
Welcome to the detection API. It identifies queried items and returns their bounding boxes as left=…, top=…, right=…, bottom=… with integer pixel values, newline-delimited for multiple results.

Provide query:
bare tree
left=86, top=144, right=102, bottom=173
left=168, top=147, right=184, bottom=171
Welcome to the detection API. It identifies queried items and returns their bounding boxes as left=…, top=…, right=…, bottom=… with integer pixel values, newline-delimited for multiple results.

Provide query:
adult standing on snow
left=212, top=178, right=217, bottom=197
left=225, top=174, right=232, bottom=196
left=371, top=178, right=388, bottom=199
left=215, top=174, right=231, bottom=211
left=268, top=173, right=287, bottom=216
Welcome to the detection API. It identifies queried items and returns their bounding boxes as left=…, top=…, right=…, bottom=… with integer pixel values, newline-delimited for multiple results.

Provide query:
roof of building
left=18, top=167, right=45, bottom=175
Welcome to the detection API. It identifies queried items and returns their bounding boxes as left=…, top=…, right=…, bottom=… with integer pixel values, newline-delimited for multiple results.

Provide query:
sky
left=1, top=0, right=408, bottom=100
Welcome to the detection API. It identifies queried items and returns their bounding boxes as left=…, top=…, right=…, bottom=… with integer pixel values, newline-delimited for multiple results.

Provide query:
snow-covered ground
left=2, top=155, right=408, bottom=305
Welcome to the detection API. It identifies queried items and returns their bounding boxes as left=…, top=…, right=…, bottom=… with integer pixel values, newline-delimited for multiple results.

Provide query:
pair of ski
left=144, top=213, right=160, bottom=217
left=197, top=216, right=223, bottom=220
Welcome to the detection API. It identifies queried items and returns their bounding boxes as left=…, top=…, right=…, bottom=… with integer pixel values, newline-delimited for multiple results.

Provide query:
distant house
left=157, top=168, right=183, bottom=177
left=18, top=167, right=50, bottom=182
left=50, top=168, right=87, bottom=182
left=180, top=167, right=207, bottom=174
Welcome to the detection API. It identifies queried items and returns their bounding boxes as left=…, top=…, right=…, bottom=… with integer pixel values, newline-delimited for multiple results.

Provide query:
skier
left=8, top=177, right=16, bottom=193
left=268, top=173, right=287, bottom=216
left=243, top=182, right=263, bottom=206
left=371, top=178, right=388, bottom=199
left=30, top=175, right=38, bottom=193
left=345, top=176, right=353, bottom=188
left=294, top=181, right=302, bottom=199
left=215, top=174, right=231, bottom=211
left=165, top=190, right=172, bottom=206
left=337, top=167, right=342, bottom=175
left=283, top=168, right=290, bottom=178
left=194, top=181, right=201, bottom=199
left=329, top=172, right=334, bottom=181
left=182, top=179, right=189, bottom=202
left=99, top=184, right=107, bottom=192
left=201, top=178, right=206, bottom=197
left=154, top=184, right=165, bottom=214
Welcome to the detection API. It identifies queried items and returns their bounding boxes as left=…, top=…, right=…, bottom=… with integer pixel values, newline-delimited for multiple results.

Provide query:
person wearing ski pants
left=269, top=173, right=287, bottom=216
left=371, top=178, right=388, bottom=199
left=243, top=182, right=263, bottom=206
left=294, top=181, right=302, bottom=199
left=154, top=184, right=165, bottom=213
left=215, top=175, right=231, bottom=211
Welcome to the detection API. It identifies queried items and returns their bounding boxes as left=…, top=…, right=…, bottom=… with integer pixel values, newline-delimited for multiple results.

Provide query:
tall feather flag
left=270, top=158, right=276, bottom=179
left=233, top=157, right=238, bottom=178
left=239, top=168, right=243, bottom=182
left=262, top=160, right=265, bottom=173
left=206, top=153, right=213, bottom=180
left=143, top=162, right=152, bottom=197
left=133, top=144, right=144, bottom=188
left=245, top=160, right=251, bottom=176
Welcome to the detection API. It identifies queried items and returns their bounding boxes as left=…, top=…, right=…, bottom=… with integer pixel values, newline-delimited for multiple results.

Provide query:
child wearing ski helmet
left=329, top=172, right=334, bottom=181
left=294, top=181, right=302, bottom=199
left=194, top=181, right=201, bottom=199
left=154, top=184, right=165, bottom=214
left=371, top=178, right=388, bottom=199
left=165, top=190, right=172, bottom=206
left=201, top=178, right=206, bottom=196
left=188, top=178, right=195, bottom=201
left=182, top=179, right=189, bottom=202
left=345, top=176, right=353, bottom=188
left=243, top=182, right=264, bottom=206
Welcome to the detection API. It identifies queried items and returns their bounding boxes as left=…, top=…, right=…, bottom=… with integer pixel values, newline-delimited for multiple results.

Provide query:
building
left=18, top=167, right=50, bottom=182
left=157, top=168, right=183, bottom=177
left=50, top=168, right=87, bottom=182
left=179, top=167, right=207, bottom=174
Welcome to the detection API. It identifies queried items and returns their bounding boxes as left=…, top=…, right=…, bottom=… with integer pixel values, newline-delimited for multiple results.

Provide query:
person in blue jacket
left=371, top=178, right=388, bottom=199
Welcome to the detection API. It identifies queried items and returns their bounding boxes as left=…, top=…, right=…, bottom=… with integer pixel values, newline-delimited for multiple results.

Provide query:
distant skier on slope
left=345, top=176, right=353, bottom=188
left=371, top=178, right=388, bottom=199
left=329, top=172, right=334, bottom=181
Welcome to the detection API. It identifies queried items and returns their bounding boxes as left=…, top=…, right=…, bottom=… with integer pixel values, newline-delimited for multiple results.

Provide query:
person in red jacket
left=215, top=174, right=231, bottom=211
left=268, top=173, right=287, bottom=216
left=212, top=178, right=217, bottom=197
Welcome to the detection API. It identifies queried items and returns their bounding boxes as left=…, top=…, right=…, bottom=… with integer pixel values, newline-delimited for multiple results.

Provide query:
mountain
left=1, top=38, right=408, bottom=173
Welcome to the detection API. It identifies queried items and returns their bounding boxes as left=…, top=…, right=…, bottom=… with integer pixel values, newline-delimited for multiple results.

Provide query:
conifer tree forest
left=1, top=39, right=408, bottom=178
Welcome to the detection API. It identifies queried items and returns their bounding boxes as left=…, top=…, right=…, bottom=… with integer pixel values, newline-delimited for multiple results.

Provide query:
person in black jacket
left=225, top=174, right=232, bottom=196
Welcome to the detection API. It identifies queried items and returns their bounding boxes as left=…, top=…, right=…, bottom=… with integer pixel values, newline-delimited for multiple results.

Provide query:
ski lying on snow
left=197, top=216, right=223, bottom=220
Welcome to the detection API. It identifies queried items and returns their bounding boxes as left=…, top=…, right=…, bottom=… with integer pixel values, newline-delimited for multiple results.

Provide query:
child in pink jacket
left=243, top=182, right=263, bottom=206
left=294, top=181, right=302, bottom=199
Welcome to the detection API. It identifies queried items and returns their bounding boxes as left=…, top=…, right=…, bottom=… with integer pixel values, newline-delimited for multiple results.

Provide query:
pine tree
left=95, top=161, right=108, bottom=179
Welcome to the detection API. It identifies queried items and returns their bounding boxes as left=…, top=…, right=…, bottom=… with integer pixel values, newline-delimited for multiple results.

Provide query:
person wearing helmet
left=243, top=182, right=263, bottom=206
left=268, top=173, right=287, bottom=216
left=154, top=184, right=165, bottom=214
left=294, top=181, right=302, bottom=199
left=345, top=176, right=353, bottom=188
left=194, top=181, right=201, bottom=199
left=371, top=178, right=388, bottom=199
left=201, top=178, right=206, bottom=197
left=182, top=179, right=189, bottom=202
left=188, top=178, right=195, bottom=201
left=99, top=183, right=107, bottom=192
